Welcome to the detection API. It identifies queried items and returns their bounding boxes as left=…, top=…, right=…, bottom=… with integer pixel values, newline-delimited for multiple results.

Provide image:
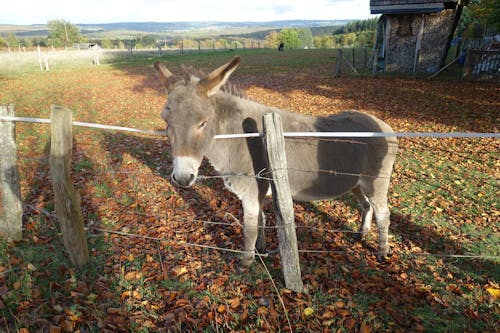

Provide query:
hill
left=0, top=20, right=352, bottom=39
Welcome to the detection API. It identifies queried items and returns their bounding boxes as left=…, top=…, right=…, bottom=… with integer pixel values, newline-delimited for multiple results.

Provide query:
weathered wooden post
left=342, top=52, right=359, bottom=75
left=335, top=49, right=342, bottom=77
left=364, top=46, right=368, bottom=68
left=37, top=45, right=43, bottom=71
left=263, top=113, right=303, bottom=292
left=0, top=105, right=23, bottom=241
left=49, top=105, right=89, bottom=268
left=372, top=47, right=379, bottom=76
left=462, top=48, right=473, bottom=80
left=92, top=46, right=100, bottom=66
left=352, top=48, right=355, bottom=69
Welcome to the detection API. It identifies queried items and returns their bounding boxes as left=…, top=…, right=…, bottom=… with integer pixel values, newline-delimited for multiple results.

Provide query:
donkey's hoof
left=237, top=265, right=250, bottom=273
left=256, top=247, right=268, bottom=255
left=353, top=232, right=366, bottom=242
left=376, top=248, right=393, bottom=262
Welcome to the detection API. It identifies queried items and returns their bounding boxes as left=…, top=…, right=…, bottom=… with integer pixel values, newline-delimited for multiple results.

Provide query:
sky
left=1, top=0, right=374, bottom=25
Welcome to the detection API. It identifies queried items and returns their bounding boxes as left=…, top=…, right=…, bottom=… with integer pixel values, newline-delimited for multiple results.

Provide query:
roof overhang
left=370, top=2, right=445, bottom=14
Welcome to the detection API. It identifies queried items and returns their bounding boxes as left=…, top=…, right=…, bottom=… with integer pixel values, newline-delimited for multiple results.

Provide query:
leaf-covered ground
left=0, top=49, right=498, bottom=332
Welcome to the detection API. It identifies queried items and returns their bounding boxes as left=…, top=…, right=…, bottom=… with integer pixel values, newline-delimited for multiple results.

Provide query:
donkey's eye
left=198, top=120, right=208, bottom=130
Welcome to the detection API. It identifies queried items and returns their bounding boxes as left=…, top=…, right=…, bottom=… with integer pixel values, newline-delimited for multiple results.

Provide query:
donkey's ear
left=198, top=57, right=241, bottom=97
left=154, top=61, right=175, bottom=91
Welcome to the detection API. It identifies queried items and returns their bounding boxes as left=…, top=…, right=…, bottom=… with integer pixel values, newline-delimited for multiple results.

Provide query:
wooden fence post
left=92, top=46, right=100, bottom=66
left=364, top=46, right=368, bottom=68
left=0, top=105, right=23, bottom=241
left=372, top=47, right=379, bottom=76
left=49, top=105, right=89, bottom=269
left=462, top=48, right=473, bottom=80
left=335, top=49, right=342, bottom=77
left=352, top=48, right=355, bottom=69
left=263, top=113, right=303, bottom=292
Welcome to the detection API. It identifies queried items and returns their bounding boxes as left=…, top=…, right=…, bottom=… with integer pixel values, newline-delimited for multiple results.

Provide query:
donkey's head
left=154, top=57, right=241, bottom=187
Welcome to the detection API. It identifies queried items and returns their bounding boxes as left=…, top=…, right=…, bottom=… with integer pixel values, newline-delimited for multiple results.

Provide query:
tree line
left=0, top=17, right=390, bottom=51
left=1, top=3, right=498, bottom=52
left=264, top=19, right=378, bottom=49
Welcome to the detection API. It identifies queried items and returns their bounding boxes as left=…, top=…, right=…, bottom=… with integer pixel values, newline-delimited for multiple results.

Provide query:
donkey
left=154, top=57, right=398, bottom=267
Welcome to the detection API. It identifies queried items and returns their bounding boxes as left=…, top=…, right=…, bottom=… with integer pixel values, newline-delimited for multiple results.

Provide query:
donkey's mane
left=182, top=65, right=247, bottom=99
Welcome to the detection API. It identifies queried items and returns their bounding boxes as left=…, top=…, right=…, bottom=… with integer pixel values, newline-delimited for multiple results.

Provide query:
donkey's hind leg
left=255, top=180, right=269, bottom=254
left=362, top=178, right=392, bottom=260
left=256, top=211, right=266, bottom=253
left=351, top=184, right=373, bottom=241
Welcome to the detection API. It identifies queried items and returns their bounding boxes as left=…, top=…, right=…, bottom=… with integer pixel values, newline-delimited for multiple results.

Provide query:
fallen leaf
left=124, top=271, right=143, bottom=281
left=49, top=326, right=62, bottom=333
left=217, top=304, right=226, bottom=314
left=486, top=287, right=500, bottom=300
left=344, top=317, right=356, bottom=329
left=229, top=297, right=241, bottom=309
left=303, top=307, right=314, bottom=317
left=360, top=322, right=371, bottom=333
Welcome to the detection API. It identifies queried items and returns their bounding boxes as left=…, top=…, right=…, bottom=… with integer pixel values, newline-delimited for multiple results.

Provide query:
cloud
left=1, top=0, right=372, bottom=25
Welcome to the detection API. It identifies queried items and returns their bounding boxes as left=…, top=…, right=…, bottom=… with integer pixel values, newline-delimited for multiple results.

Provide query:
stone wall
left=385, top=9, right=456, bottom=74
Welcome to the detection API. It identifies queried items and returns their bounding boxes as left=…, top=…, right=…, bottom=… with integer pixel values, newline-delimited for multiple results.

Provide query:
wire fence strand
left=1, top=115, right=499, bottom=139
left=23, top=204, right=500, bottom=261
left=4, top=116, right=499, bottom=262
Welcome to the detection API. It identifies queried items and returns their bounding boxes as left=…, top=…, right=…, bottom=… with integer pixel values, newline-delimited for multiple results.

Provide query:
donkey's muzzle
left=171, top=172, right=196, bottom=187
left=171, top=156, right=200, bottom=187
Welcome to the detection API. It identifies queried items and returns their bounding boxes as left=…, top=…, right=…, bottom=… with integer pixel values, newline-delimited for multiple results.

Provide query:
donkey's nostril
left=188, top=174, right=195, bottom=183
left=171, top=173, right=178, bottom=183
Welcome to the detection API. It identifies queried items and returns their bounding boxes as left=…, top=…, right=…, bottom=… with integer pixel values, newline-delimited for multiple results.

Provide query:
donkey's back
left=278, top=110, right=397, bottom=203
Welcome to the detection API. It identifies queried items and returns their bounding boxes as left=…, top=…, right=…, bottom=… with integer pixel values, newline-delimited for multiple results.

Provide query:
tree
left=3, top=33, right=19, bottom=51
left=265, top=31, right=280, bottom=48
left=340, top=32, right=356, bottom=47
left=19, top=38, right=32, bottom=48
left=297, top=28, right=313, bottom=48
left=31, top=37, right=47, bottom=47
left=135, top=35, right=157, bottom=48
left=47, top=19, right=81, bottom=47
left=469, top=0, right=500, bottom=31
left=458, top=0, right=500, bottom=38
left=115, top=39, right=125, bottom=49
left=313, top=35, right=334, bottom=48
left=279, top=29, right=301, bottom=49
left=101, top=39, right=113, bottom=49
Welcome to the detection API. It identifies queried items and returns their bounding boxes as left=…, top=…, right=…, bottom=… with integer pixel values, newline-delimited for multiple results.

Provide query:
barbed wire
left=2, top=145, right=498, bottom=168
left=4, top=117, right=499, bottom=262
left=22, top=203, right=500, bottom=261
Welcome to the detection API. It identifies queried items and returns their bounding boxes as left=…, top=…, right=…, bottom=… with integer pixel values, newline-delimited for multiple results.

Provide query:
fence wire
left=3, top=116, right=499, bottom=261
left=24, top=204, right=499, bottom=261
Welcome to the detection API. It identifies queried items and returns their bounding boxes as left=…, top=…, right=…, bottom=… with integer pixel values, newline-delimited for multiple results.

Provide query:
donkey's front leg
left=241, top=198, right=261, bottom=267
left=255, top=211, right=266, bottom=254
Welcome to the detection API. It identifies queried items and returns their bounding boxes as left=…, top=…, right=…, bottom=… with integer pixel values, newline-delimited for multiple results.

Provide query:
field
left=0, top=48, right=499, bottom=332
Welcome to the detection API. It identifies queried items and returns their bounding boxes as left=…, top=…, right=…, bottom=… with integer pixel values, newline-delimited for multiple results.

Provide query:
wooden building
left=370, top=0, right=467, bottom=74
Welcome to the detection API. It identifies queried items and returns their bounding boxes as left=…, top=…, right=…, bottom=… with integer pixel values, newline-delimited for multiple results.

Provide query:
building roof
left=370, top=0, right=459, bottom=14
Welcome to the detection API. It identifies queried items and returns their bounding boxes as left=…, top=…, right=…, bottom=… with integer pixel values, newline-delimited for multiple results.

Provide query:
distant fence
left=1, top=105, right=499, bottom=291
left=463, top=49, right=500, bottom=82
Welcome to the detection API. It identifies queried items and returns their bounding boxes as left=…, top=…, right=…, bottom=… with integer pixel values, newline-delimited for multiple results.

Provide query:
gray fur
left=155, top=58, right=398, bottom=266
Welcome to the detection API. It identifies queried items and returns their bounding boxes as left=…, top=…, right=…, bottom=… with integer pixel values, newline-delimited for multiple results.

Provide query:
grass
left=0, top=213, right=110, bottom=329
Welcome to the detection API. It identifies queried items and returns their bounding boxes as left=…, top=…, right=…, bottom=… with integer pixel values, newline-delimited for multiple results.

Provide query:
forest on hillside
left=0, top=18, right=379, bottom=50
left=1, top=0, right=498, bottom=51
